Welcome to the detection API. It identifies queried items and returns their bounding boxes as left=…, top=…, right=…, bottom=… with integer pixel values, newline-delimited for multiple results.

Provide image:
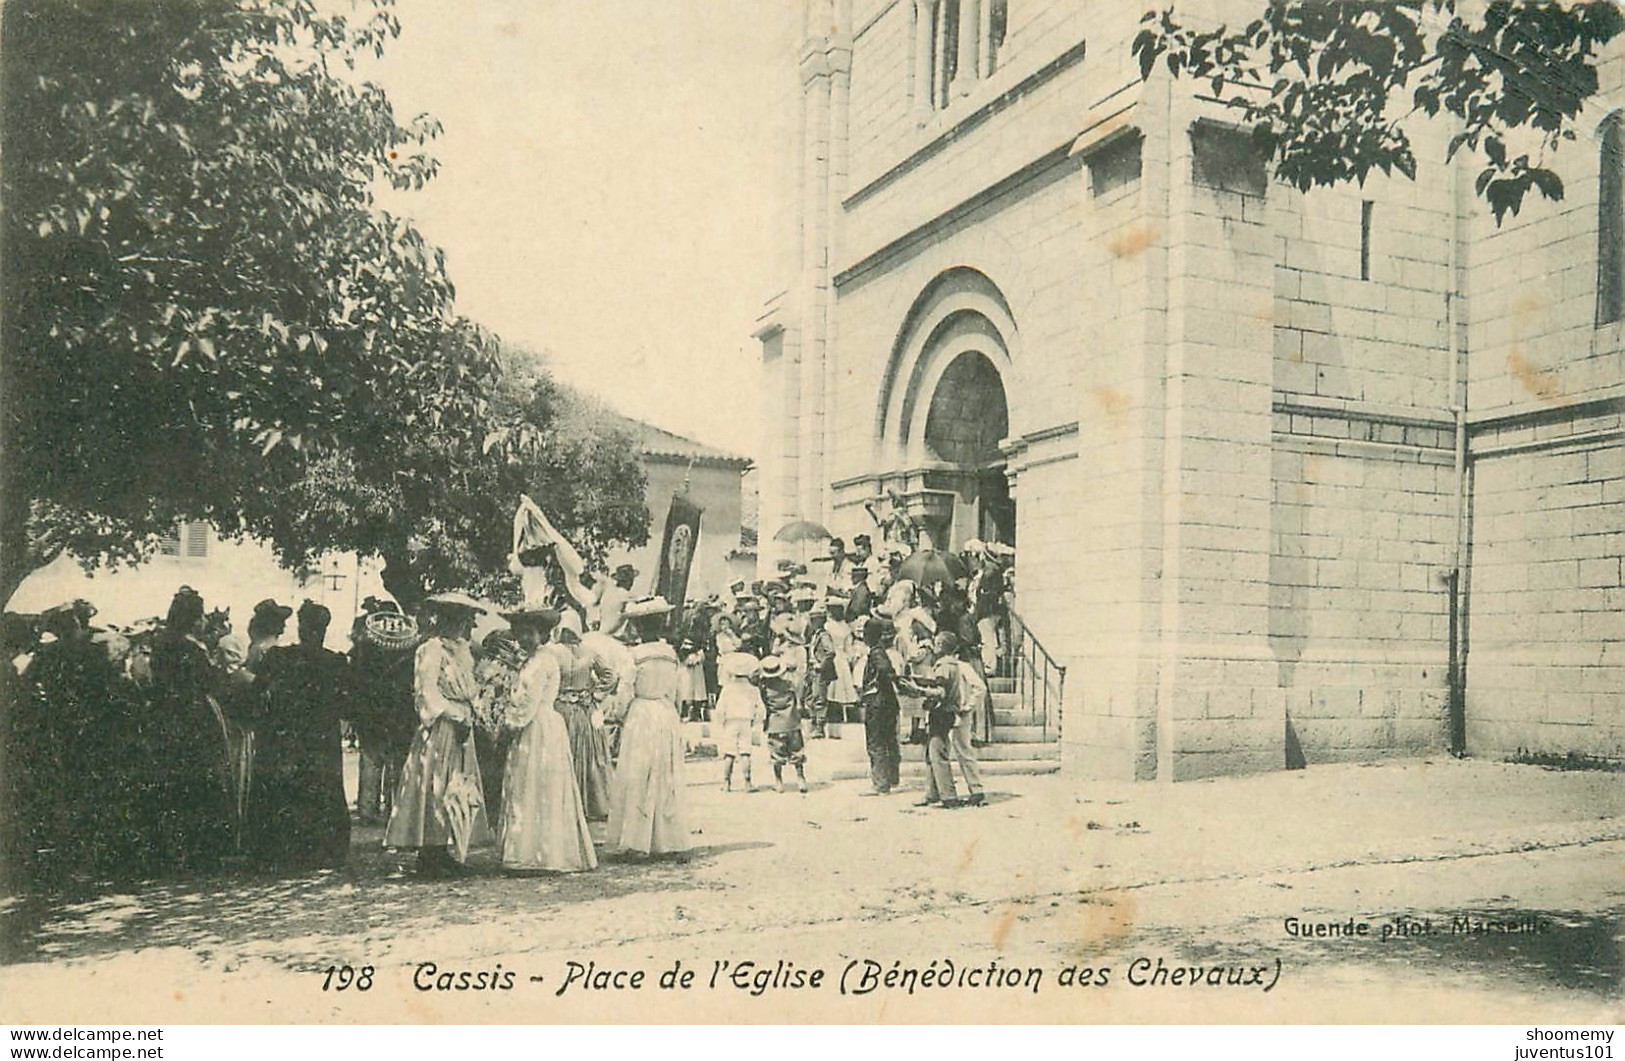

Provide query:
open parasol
left=895, top=548, right=966, bottom=589
left=773, top=519, right=833, bottom=544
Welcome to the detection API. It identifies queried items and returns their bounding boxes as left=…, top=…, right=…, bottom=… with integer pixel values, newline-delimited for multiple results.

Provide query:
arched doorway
left=873, top=267, right=1021, bottom=554
left=922, top=351, right=1013, bottom=549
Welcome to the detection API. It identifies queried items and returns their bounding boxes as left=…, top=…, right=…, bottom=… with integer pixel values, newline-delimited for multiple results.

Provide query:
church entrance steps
left=824, top=758, right=1061, bottom=781
left=899, top=741, right=1061, bottom=762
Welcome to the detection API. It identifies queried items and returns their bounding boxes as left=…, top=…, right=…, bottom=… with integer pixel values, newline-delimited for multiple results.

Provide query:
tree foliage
left=269, top=346, right=651, bottom=610
left=1134, top=1, right=1625, bottom=222
left=1, top=0, right=648, bottom=607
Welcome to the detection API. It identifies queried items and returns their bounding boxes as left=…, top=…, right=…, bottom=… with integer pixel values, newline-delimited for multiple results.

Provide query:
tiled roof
left=601, top=410, right=752, bottom=469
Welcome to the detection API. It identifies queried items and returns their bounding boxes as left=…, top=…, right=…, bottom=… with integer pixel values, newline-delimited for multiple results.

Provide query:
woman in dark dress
left=146, top=587, right=233, bottom=873
left=247, top=601, right=350, bottom=870
left=858, top=617, right=902, bottom=795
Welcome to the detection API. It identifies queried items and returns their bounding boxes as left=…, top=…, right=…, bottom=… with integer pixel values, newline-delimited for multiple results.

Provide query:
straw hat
left=363, top=610, right=420, bottom=650
left=624, top=596, right=674, bottom=619
left=501, top=604, right=562, bottom=629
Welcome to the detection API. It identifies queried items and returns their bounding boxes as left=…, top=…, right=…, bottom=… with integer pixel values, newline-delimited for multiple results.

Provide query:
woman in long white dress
left=383, top=594, right=493, bottom=877
left=604, top=598, right=689, bottom=859
left=497, top=607, right=597, bottom=874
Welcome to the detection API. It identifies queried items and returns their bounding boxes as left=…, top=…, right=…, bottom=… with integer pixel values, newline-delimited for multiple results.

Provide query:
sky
left=365, top=0, right=801, bottom=459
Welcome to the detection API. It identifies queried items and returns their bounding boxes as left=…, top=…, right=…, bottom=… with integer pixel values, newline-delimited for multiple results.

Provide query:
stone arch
left=919, top=350, right=1009, bottom=466
left=876, top=267, right=1021, bottom=471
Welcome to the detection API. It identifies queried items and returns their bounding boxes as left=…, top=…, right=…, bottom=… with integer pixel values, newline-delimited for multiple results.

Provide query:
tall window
left=936, top=0, right=961, bottom=110
left=1597, top=111, right=1623, bottom=325
left=913, top=0, right=1009, bottom=116
left=987, top=0, right=1008, bottom=74
left=1360, top=200, right=1374, bottom=281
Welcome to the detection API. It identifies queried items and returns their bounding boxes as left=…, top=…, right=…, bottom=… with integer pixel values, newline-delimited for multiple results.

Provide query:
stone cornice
left=833, top=142, right=1081, bottom=290
left=841, top=38, right=1089, bottom=211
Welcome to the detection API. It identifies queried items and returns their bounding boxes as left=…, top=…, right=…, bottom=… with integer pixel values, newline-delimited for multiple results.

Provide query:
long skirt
left=605, top=698, right=689, bottom=856
left=863, top=704, right=901, bottom=792
left=556, top=694, right=612, bottom=822
left=499, top=710, right=597, bottom=872
left=248, top=764, right=350, bottom=870
left=384, top=717, right=492, bottom=858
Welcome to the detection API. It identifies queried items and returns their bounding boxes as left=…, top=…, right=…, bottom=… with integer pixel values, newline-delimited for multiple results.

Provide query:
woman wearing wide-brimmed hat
left=604, top=597, right=689, bottom=858
left=496, top=607, right=597, bottom=873
left=384, top=592, right=493, bottom=877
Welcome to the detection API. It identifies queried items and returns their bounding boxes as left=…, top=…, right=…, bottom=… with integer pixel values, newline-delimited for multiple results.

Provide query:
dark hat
left=863, top=617, right=896, bottom=646
left=614, top=564, right=638, bottom=578
left=501, top=604, right=562, bottom=631
left=253, top=598, right=293, bottom=622
left=853, top=534, right=872, bottom=547
left=297, top=599, right=331, bottom=626
left=361, top=596, right=401, bottom=615
left=166, top=587, right=205, bottom=630
left=517, top=544, right=554, bottom=568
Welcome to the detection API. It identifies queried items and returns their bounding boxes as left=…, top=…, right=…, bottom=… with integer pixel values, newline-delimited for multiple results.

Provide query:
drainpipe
left=1446, top=149, right=1468, bottom=758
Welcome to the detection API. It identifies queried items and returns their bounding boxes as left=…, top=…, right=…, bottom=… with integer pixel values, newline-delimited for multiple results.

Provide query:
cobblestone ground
left=1, top=757, right=1620, bottom=1023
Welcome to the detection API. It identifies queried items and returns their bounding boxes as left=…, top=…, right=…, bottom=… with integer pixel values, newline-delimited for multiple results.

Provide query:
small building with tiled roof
left=600, top=412, right=756, bottom=603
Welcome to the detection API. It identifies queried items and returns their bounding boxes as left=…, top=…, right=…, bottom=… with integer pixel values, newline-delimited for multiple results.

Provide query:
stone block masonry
left=760, top=0, right=1625, bottom=781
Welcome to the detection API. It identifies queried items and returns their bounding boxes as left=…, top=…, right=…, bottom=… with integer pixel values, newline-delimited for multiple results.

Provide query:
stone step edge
left=826, top=760, right=1062, bottom=781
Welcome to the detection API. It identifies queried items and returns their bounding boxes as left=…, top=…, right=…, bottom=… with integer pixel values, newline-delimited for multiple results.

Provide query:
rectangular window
left=160, top=522, right=209, bottom=559
left=1190, top=120, right=1267, bottom=197
left=184, top=522, right=209, bottom=558
left=1360, top=200, right=1374, bottom=281
left=1088, top=132, right=1143, bottom=197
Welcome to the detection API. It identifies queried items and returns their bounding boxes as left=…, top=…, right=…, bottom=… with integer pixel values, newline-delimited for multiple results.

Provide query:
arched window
left=1597, top=111, right=1623, bottom=325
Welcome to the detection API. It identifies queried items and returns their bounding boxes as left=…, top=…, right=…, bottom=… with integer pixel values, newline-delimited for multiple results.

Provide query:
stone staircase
left=889, top=677, right=1059, bottom=773
left=681, top=661, right=1066, bottom=782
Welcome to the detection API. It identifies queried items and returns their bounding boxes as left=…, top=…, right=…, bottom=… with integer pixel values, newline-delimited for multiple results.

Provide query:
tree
left=261, top=343, right=652, bottom=611
left=0, top=0, right=496, bottom=603
left=1134, top=1, right=1625, bottom=222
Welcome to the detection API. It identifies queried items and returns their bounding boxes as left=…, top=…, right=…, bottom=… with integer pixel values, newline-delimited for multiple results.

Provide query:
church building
left=753, top=1, right=1623, bottom=780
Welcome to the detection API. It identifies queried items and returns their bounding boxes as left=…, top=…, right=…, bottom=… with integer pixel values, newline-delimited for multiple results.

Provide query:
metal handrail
left=1003, top=610, right=1067, bottom=742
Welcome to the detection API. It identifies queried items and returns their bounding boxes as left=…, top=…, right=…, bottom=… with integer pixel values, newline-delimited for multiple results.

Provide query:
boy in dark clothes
left=757, top=655, right=808, bottom=793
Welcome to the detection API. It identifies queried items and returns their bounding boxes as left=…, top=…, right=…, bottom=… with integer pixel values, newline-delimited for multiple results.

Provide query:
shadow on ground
left=0, top=827, right=776, bottom=967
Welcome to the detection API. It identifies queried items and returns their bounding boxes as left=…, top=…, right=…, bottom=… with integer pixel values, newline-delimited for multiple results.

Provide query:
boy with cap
left=846, top=564, right=874, bottom=618
left=715, top=649, right=764, bottom=792
left=757, top=655, right=808, bottom=793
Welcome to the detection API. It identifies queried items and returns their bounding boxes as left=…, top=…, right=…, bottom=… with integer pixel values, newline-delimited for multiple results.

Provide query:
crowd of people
left=1, top=532, right=1015, bottom=886
left=2, top=591, right=351, bottom=882
left=670, top=534, right=1016, bottom=806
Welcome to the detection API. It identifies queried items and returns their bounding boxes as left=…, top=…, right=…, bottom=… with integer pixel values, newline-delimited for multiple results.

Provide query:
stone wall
left=1459, top=46, right=1625, bottom=764
left=762, top=0, right=1625, bottom=778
